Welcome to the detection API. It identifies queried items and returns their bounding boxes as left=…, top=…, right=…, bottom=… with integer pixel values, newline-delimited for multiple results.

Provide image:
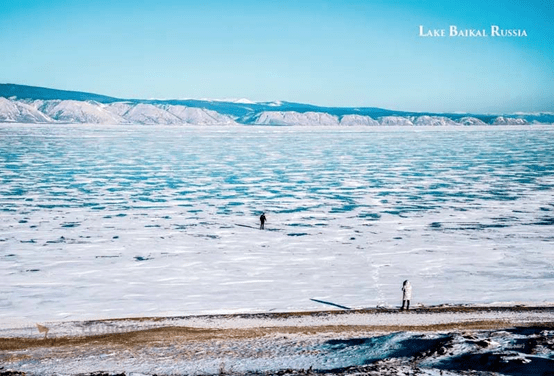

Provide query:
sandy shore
left=2, top=305, right=554, bottom=375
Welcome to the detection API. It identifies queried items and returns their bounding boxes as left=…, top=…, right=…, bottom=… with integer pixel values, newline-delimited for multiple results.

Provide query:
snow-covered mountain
left=253, top=111, right=339, bottom=126
left=164, top=105, right=237, bottom=125
left=116, top=103, right=182, bottom=125
left=492, top=116, right=529, bottom=125
left=380, top=116, right=414, bottom=126
left=32, top=100, right=127, bottom=124
left=413, top=115, right=457, bottom=126
left=340, top=114, right=379, bottom=126
left=0, top=97, right=52, bottom=123
left=457, top=117, right=487, bottom=126
left=1, top=84, right=552, bottom=126
left=0, top=98, right=238, bottom=126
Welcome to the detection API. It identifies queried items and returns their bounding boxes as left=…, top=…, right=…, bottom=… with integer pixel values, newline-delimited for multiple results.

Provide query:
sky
left=0, top=0, right=553, bottom=113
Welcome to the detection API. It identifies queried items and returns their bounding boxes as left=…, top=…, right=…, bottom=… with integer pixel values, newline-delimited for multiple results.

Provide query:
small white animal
left=36, top=324, right=49, bottom=339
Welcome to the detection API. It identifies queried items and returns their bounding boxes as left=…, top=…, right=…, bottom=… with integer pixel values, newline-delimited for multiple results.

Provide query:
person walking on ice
left=401, top=280, right=412, bottom=310
left=259, top=212, right=267, bottom=230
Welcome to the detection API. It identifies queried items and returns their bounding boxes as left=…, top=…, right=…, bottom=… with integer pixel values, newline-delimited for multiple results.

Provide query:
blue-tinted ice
left=0, top=125, right=553, bottom=322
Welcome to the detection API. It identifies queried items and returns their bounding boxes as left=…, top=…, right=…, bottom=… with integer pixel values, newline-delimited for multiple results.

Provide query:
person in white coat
left=401, top=280, right=412, bottom=310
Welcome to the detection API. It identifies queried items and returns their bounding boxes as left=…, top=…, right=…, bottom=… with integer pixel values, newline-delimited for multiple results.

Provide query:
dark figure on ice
left=401, top=280, right=412, bottom=310
left=260, top=212, right=266, bottom=230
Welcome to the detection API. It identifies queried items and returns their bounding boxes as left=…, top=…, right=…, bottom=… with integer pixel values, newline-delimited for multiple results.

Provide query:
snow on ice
left=0, top=124, right=553, bottom=327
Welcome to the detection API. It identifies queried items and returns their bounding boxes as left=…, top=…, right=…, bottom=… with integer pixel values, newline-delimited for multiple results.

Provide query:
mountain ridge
left=1, top=84, right=553, bottom=125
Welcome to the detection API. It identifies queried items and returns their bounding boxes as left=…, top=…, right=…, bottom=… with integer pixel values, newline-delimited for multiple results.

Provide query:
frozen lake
left=1, top=124, right=553, bottom=324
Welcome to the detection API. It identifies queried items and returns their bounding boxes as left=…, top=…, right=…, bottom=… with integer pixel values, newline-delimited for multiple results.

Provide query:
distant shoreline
left=1, top=122, right=553, bottom=127
left=2, top=83, right=553, bottom=125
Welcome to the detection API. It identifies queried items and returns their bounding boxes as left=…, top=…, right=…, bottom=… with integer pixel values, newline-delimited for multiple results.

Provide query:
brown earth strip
left=3, top=320, right=554, bottom=352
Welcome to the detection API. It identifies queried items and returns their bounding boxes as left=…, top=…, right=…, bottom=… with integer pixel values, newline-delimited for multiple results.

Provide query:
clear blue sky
left=1, top=0, right=552, bottom=113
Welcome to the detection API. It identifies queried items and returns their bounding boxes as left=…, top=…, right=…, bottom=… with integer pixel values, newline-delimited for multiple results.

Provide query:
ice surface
left=0, top=124, right=553, bottom=325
